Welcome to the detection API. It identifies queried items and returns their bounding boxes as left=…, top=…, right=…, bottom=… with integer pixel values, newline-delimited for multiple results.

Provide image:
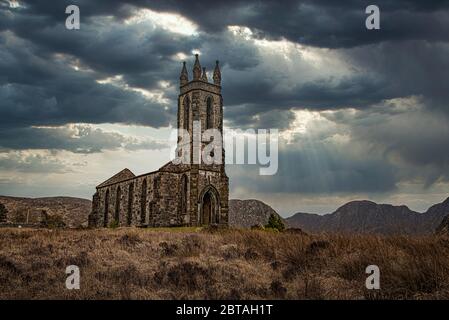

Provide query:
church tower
left=177, top=54, right=228, bottom=226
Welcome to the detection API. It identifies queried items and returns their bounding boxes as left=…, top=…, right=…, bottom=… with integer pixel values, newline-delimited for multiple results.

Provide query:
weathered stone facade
left=88, top=55, right=229, bottom=228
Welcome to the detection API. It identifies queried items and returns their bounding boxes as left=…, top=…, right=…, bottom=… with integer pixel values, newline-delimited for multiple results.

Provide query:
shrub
left=265, top=213, right=285, bottom=232
left=109, top=220, right=119, bottom=229
left=41, top=212, right=66, bottom=229
left=0, top=203, right=7, bottom=223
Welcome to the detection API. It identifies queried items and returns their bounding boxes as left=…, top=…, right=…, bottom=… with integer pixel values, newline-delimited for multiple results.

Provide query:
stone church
left=88, top=55, right=229, bottom=228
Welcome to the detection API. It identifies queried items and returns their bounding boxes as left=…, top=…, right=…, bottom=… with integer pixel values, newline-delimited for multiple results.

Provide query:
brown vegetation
left=1, top=227, right=449, bottom=299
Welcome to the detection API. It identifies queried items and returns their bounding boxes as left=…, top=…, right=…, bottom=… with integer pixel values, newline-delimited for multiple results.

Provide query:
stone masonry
left=88, top=55, right=229, bottom=228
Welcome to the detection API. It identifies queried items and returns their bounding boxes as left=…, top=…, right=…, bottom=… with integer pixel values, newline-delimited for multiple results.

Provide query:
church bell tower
left=176, top=54, right=228, bottom=226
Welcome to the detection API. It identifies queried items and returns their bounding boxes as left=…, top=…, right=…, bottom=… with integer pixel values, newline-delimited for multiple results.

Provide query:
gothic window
left=115, top=186, right=121, bottom=223
left=154, top=176, right=160, bottom=198
left=181, top=174, right=188, bottom=215
left=184, top=96, right=190, bottom=131
left=103, top=189, right=109, bottom=227
left=127, top=183, right=134, bottom=226
left=206, top=97, right=213, bottom=129
left=140, top=179, right=147, bottom=224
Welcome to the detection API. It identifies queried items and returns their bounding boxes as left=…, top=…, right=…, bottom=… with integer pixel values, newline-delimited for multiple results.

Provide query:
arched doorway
left=200, top=186, right=220, bottom=225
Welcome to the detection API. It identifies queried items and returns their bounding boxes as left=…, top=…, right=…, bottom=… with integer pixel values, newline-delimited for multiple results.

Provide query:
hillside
left=0, top=196, right=91, bottom=228
left=286, top=198, right=449, bottom=235
left=437, top=215, right=449, bottom=234
left=0, top=196, right=281, bottom=229
left=228, top=199, right=283, bottom=228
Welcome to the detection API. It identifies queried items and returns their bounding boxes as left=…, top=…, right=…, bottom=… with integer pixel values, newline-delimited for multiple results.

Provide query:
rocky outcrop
left=0, top=196, right=91, bottom=228
left=229, top=199, right=283, bottom=228
left=287, top=197, right=449, bottom=235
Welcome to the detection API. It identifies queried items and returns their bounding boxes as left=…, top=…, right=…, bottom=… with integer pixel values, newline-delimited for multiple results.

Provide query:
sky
left=1, top=0, right=449, bottom=216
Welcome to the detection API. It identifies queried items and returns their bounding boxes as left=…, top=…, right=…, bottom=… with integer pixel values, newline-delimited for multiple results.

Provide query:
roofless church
left=88, top=55, right=229, bottom=228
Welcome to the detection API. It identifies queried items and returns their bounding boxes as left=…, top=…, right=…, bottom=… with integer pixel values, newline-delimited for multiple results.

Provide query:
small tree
left=0, top=203, right=7, bottom=223
left=265, top=213, right=285, bottom=232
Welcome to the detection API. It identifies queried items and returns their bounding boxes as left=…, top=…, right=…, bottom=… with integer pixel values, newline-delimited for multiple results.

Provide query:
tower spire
left=192, top=54, right=202, bottom=80
left=213, top=60, right=221, bottom=86
left=201, top=67, right=208, bottom=82
left=180, top=61, right=188, bottom=86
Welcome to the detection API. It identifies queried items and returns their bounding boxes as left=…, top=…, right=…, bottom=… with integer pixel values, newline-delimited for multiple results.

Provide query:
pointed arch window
left=115, top=186, right=121, bottom=224
left=141, top=179, right=147, bottom=224
left=127, top=183, right=134, bottom=226
left=104, top=189, right=109, bottom=227
left=181, top=174, right=188, bottom=215
left=184, top=96, right=190, bottom=131
left=206, top=97, right=213, bottom=129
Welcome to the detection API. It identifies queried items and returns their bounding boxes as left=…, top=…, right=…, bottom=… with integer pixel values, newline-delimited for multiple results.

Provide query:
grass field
left=1, top=227, right=449, bottom=299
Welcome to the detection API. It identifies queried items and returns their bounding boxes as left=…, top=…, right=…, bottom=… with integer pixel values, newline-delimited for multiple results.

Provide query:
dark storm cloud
left=1, top=0, right=449, bottom=196
left=2, top=0, right=449, bottom=129
left=104, top=0, right=449, bottom=48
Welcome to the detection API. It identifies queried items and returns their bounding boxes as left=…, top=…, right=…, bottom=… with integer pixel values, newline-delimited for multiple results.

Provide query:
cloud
left=0, top=151, right=69, bottom=173
left=0, top=0, right=449, bottom=213
left=0, top=124, right=167, bottom=153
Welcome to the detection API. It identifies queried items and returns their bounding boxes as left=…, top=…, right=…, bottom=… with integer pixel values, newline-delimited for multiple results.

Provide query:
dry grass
left=1, top=227, right=449, bottom=299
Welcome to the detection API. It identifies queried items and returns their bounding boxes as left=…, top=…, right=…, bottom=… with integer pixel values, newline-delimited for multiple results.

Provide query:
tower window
left=206, top=97, right=213, bottom=129
left=184, top=97, right=190, bottom=131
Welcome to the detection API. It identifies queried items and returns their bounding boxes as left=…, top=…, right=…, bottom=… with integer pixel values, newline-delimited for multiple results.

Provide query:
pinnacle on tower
left=201, top=67, right=208, bottom=82
left=213, top=60, right=221, bottom=86
left=192, top=54, right=202, bottom=80
left=180, top=61, right=188, bottom=86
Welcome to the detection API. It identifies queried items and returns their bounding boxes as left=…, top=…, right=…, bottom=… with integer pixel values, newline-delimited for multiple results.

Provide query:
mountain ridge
left=286, top=197, right=449, bottom=235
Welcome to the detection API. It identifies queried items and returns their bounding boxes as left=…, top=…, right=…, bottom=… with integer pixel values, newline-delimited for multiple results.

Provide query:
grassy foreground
left=1, top=227, right=449, bottom=299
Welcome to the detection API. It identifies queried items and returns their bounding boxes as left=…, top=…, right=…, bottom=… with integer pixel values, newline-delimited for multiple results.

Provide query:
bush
left=109, top=220, right=119, bottom=229
left=41, top=212, right=66, bottom=228
left=265, top=213, right=285, bottom=232
left=0, top=203, right=7, bottom=223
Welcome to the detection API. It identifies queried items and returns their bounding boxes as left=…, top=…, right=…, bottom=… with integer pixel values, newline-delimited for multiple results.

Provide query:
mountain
left=0, top=196, right=91, bottom=228
left=424, top=198, right=449, bottom=232
left=229, top=199, right=283, bottom=228
left=286, top=197, right=449, bottom=235
left=436, top=215, right=449, bottom=235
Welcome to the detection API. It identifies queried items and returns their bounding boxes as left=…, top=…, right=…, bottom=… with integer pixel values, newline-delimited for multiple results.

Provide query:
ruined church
left=88, top=55, right=229, bottom=228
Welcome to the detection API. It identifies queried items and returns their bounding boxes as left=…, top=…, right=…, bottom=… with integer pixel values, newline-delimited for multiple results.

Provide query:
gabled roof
left=97, top=168, right=135, bottom=188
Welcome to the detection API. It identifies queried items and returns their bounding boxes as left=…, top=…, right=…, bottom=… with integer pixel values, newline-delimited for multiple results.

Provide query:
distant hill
left=436, top=215, right=449, bottom=235
left=0, top=196, right=91, bottom=228
left=286, top=197, right=449, bottom=235
left=229, top=199, right=283, bottom=228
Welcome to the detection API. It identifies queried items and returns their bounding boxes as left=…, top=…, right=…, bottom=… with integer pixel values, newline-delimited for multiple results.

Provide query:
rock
left=228, top=199, right=284, bottom=228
